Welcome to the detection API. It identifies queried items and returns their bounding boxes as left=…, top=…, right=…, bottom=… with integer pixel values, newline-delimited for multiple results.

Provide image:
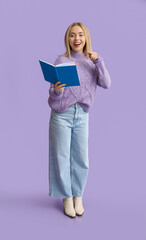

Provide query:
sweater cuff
left=93, top=55, right=103, bottom=64
left=54, top=88, right=63, bottom=96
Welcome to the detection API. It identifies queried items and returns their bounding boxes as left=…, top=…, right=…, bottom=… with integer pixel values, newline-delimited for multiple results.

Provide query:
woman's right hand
left=54, top=81, right=66, bottom=92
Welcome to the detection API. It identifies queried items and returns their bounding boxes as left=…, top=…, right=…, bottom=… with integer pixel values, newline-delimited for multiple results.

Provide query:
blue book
left=39, top=59, right=80, bottom=87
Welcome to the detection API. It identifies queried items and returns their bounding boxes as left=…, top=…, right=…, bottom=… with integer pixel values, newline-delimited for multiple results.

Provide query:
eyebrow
left=70, top=31, right=84, bottom=34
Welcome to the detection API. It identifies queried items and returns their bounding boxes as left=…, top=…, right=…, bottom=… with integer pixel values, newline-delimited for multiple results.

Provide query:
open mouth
left=74, top=43, right=81, bottom=47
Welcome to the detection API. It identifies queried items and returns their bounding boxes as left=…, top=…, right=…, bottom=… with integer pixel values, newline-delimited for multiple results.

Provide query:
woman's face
left=69, top=26, right=86, bottom=53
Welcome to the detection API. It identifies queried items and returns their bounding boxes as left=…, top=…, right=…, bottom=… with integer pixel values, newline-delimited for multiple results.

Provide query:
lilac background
left=0, top=0, right=146, bottom=239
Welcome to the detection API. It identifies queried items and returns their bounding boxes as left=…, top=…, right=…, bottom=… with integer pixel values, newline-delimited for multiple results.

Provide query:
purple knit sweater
left=48, top=51, right=111, bottom=113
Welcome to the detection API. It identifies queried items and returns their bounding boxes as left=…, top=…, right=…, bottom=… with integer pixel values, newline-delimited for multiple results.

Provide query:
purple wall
left=0, top=0, right=146, bottom=239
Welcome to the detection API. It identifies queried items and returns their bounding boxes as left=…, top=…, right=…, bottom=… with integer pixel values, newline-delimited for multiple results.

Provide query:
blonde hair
left=59, top=22, right=92, bottom=59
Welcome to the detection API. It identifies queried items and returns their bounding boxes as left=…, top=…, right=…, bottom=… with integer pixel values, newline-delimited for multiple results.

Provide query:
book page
left=39, top=59, right=54, bottom=67
left=56, top=62, right=76, bottom=67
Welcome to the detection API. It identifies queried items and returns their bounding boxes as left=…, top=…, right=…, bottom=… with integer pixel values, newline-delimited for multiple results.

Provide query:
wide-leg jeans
left=49, top=103, right=89, bottom=198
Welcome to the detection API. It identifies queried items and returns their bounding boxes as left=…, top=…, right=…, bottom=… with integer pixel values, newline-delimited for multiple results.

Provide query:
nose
left=75, top=34, right=80, bottom=40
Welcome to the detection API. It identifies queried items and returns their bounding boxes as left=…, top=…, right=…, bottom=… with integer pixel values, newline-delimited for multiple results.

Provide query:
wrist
left=54, top=88, right=63, bottom=95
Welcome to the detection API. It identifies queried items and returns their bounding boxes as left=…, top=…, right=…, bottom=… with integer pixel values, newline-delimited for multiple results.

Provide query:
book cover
left=39, top=59, right=80, bottom=87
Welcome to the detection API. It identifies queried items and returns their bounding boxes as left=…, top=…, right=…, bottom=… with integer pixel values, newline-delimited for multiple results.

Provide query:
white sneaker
left=63, top=197, right=76, bottom=218
left=73, top=196, right=84, bottom=216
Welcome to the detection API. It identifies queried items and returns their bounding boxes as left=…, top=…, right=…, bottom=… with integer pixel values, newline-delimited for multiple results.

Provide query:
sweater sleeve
left=93, top=56, right=111, bottom=89
left=48, top=56, right=64, bottom=100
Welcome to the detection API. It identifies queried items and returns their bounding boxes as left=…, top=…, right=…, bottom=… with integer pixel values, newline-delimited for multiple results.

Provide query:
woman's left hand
left=87, top=51, right=98, bottom=61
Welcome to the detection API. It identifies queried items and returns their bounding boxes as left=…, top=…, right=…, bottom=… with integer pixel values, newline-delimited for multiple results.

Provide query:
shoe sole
left=76, top=211, right=84, bottom=216
left=64, top=210, right=76, bottom=218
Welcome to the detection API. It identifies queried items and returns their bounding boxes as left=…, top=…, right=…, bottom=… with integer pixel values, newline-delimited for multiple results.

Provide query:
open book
left=39, top=59, right=80, bottom=87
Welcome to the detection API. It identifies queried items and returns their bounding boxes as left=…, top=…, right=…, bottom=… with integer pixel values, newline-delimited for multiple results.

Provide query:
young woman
left=48, top=22, right=111, bottom=218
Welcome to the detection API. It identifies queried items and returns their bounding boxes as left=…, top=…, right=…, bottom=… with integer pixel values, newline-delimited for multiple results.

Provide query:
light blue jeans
left=49, top=103, right=89, bottom=198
